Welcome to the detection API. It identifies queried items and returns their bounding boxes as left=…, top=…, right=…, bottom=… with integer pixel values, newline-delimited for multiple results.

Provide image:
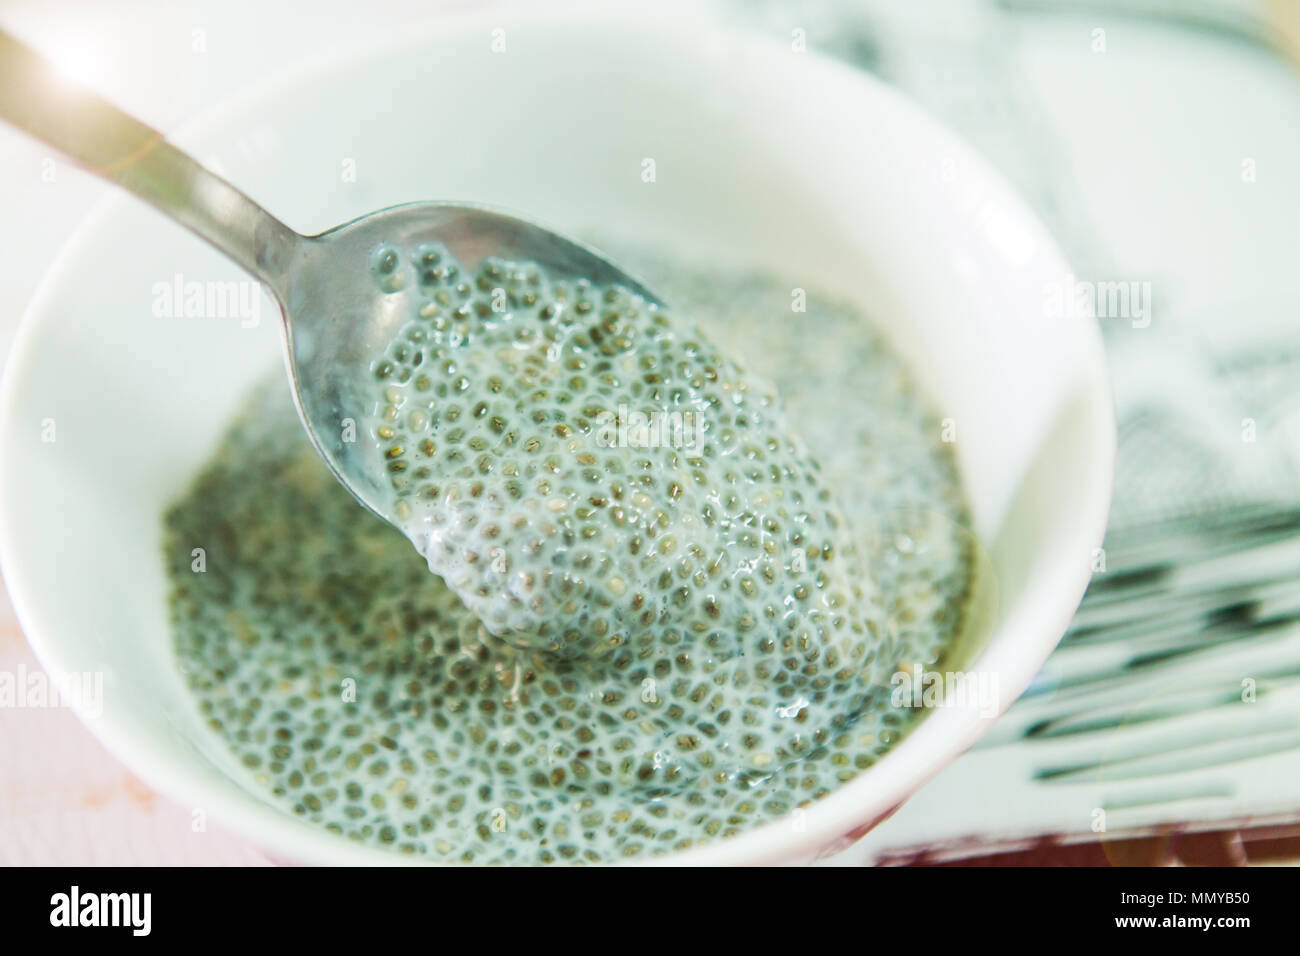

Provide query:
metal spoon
left=0, top=28, right=661, bottom=528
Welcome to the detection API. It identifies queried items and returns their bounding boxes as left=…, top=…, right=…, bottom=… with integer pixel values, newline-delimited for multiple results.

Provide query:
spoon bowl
left=280, top=202, right=661, bottom=525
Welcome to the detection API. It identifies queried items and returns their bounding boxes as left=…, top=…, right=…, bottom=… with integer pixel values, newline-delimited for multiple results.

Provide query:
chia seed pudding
left=165, top=245, right=974, bottom=864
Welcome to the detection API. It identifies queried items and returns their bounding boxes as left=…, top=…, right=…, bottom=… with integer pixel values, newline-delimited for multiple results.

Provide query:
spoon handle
left=0, top=28, right=301, bottom=290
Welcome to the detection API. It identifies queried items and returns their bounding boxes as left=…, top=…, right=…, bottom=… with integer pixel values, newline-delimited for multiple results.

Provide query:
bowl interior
left=0, top=4, right=1112, bottom=864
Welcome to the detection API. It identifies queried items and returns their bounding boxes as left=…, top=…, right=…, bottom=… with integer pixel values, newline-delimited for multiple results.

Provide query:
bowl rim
left=0, top=0, right=1116, bottom=866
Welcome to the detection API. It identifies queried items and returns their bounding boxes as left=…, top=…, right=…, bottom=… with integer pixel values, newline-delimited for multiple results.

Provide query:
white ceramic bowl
left=0, top=2, right=1114, bottom=865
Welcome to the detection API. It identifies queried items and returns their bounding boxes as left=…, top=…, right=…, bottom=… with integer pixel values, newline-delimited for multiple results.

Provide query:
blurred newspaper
left=723, top=0, right=1300, bottom=859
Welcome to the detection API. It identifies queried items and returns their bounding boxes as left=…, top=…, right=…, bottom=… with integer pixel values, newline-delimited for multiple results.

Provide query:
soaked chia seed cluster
left=363, top=244, right=897, bottom=784
left=165, top=248, right=974, bottom=864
